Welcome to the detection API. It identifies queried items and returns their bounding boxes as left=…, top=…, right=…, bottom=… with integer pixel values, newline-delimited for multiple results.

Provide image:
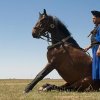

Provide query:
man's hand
left=84, top=46, right=91, bottom=52
left=96, top=45, right=100, bottom=56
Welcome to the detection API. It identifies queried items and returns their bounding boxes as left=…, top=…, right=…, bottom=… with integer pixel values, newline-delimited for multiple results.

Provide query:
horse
left=24, top=9, right=100, bottom=93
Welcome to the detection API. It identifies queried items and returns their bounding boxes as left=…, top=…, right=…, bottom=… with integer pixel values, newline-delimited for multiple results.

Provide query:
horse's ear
left=39, top=12, right=42, bottom=18
left=43, top=9, right=47, bottom=16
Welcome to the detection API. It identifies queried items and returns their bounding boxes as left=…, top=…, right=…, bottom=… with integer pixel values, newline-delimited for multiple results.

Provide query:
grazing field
left=0, top=79, right=100, bottom=100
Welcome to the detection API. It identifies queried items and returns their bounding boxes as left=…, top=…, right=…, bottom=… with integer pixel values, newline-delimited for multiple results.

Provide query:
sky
left=0, top=0, right=100, bottom=79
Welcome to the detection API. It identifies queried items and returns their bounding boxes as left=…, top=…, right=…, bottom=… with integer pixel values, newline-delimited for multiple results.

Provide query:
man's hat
left=91, top=10, right=100, bottom=17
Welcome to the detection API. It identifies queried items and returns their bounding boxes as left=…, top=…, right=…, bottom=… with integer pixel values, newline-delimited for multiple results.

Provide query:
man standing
left=85, top=10, right=100, bottom=87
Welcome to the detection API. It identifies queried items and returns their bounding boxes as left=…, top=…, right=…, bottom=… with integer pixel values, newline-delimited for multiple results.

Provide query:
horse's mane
left=50, top=16, right=80, bottom=48
left=53, top=17, right=71, bottom=36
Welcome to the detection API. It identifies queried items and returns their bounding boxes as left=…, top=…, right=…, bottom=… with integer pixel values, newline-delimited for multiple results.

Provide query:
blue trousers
left=92, top=45, right=100, bottom=80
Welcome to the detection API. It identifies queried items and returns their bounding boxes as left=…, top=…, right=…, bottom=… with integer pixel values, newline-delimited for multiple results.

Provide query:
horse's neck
left=51, top=29, right=67, bottom=44
left=51, top=30, right=80, bottom=48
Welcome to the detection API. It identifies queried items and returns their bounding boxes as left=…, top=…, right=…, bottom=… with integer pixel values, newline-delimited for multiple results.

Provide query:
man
left=85, top=10, right=100, bottom=85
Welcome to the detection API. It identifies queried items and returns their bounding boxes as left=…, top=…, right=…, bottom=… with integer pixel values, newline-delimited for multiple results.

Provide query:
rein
left=85, top=42, right=100, bottom=51
left=40, top=31, right=67, bottom=45
left=40, top=31, right=72, bottom=49
left=42, top=33, right=91, bottom=58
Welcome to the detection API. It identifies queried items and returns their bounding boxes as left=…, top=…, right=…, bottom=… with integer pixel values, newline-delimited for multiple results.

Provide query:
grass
left=0, top=79, right=100, bottom=100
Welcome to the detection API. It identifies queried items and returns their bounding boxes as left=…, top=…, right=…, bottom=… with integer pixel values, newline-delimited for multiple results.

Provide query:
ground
left=0, top=79, right=100, bottom=100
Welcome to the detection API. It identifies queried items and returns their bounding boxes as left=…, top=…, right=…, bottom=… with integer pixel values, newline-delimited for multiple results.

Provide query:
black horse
left=24, top=9, right=100, bottom=93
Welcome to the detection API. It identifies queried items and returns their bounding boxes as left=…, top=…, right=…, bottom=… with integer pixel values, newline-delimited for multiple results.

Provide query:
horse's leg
left=24, top=63, right=55, bottom=93
left=65, top=76, right=93, bottom=92
left=38, top=82, right=72, bottom=91
left=38, top=76, right=95, bottom=92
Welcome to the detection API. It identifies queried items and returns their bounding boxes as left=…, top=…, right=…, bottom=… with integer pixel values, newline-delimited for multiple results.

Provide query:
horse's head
left=32, top=9, right=79, bottom=46
left=32, top=9, right=55, bottom=39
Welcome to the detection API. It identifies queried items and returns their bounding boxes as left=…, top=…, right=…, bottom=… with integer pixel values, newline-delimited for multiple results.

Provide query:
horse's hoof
left=23, top=91, right=28, bottom=94
left=38, top=87, right=48, bottom=92
left=38, top=83, right=53, bottom=92
left=38, top=83, right=50, bottom=91
left=38, top=86, right=50, bottom=92
left=23, top=90, right=30, bottom=93
left=43, top=88, right=48, bottom=91
left=38, top=87, right=44, bottom=91
left=24, top=87, right=32, bottom=93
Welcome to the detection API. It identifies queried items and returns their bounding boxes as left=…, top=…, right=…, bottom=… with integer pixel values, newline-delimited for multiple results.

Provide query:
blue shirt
left=95, top=24, right=100, bottom=42
left=92, top=24, right=100, bottom=80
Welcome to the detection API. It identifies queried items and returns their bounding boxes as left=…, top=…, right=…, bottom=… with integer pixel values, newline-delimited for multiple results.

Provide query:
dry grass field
left=0, top=79, right=100, bottom=100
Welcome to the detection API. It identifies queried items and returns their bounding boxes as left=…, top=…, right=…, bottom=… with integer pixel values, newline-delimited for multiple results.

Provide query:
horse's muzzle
left=32, top=33, right=40, bottom=38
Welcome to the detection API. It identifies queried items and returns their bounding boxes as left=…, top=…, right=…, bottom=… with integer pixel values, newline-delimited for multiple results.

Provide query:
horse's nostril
left=32, top=33, right=39, bottom=38
left=32, top=34, right=36, bottom=37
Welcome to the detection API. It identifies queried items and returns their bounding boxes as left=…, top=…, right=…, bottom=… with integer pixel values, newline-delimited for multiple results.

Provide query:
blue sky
left=0, top=0, right=100, bottom=79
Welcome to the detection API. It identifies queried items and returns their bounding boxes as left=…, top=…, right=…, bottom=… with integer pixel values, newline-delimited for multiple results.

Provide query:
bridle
left=36, top=17, right=71, bottom=45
